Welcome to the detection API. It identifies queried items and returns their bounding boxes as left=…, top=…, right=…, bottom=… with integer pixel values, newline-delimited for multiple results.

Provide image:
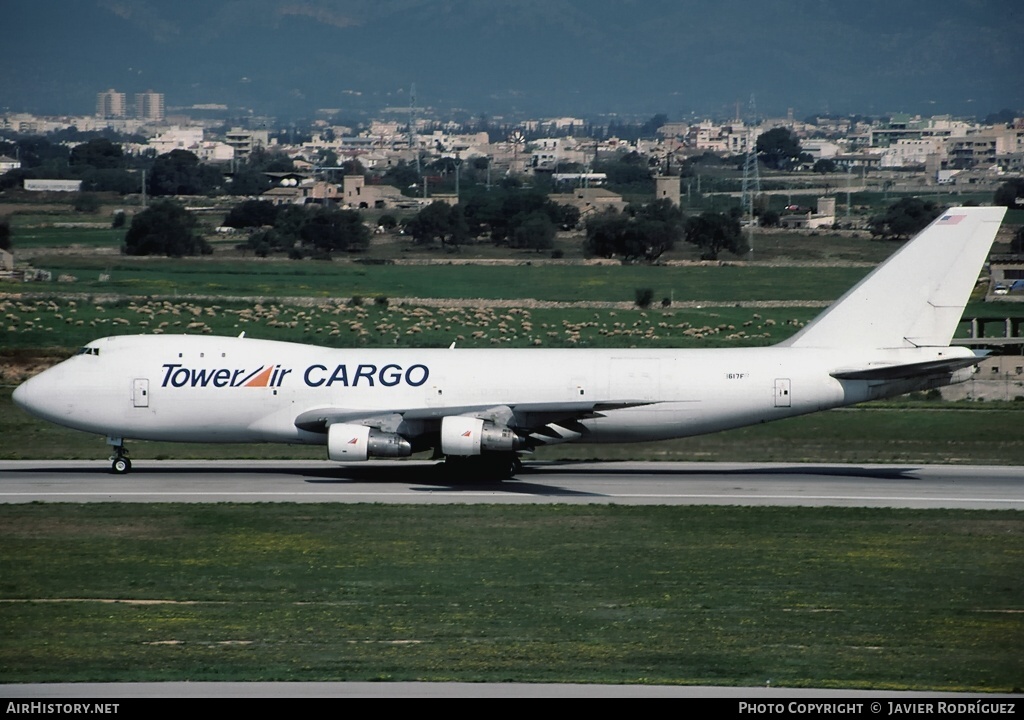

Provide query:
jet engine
left=440, top=416, right=525, bottom=456
left=328, top=423, right=412, bottom=462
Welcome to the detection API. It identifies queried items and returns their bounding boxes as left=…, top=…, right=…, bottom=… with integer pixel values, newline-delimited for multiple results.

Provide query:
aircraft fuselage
left=14, top=333, right=972, bottom=448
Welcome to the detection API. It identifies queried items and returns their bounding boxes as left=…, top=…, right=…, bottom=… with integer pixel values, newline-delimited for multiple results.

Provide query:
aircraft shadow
left=302, top=464, right=605, bottom=495
left=525, top=461, right=922, bottom=481
left=5, top=461, right=922, bottom=485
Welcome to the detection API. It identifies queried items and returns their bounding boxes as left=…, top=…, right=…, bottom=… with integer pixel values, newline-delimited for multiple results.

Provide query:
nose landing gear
left=107, top=437, right=132, bottom=474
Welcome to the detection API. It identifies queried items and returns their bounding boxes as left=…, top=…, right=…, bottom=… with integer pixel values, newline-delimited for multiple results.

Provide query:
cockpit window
left=76, top=347, right=100, bottom=356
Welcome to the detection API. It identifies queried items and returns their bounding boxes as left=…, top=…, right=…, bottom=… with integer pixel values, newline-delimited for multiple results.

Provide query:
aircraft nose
left=12, top=377, right=33, bottom=411
left=12, top=371, right=65, bottom=422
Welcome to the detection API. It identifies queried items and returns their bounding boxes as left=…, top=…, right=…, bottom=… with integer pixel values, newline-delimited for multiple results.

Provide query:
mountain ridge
left=2, top=0, right=1021, bottom=120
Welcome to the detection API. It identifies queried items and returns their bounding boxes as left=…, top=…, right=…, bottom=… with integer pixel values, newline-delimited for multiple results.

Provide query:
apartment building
left=96, top=89, right=127, bottom=118
left=135, top=91, right=165, bottom=123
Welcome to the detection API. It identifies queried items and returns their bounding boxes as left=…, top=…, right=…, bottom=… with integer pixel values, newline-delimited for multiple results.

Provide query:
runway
left=1, top=460, right=1022, bottom=509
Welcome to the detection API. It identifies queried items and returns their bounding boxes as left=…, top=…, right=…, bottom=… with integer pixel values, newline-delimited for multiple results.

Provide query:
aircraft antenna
left=740, top=94, right=761, bottom=258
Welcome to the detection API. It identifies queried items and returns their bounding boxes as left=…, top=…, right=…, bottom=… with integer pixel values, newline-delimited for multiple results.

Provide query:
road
left=1, top=460, right=1022, bottom=509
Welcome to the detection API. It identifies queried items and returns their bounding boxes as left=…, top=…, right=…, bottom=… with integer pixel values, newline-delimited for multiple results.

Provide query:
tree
left=298, top=207, right=370, bottom=255
left=994, top=179, right=1024, bottom=209
left=757, top=128, right=811, bottom=171
left=79, top=168, right=139, bottom=194
left=640, top=113, right=670, bottom=139
left=245, top=228, right=294, bottom=257
left=227, top=170, right=272, bottom=197
left=813, top=158, right=838, bottom=174
left=382, top=160, right=421, bottom=196
left=510, top=211, right=555, bottom=252
left=759, top=209, right=781, bottom=227
left=684, top=212, right=748, bottom=260
left=124, top=200, right=211, bottom=257
left=868, top=197, right=941, bottom=241
left=593, top=151, right=653, bottom=189
left=554, top=203, right=581, bottom=230
left=224, top=200, right=280, bottom=229
left=405, top=201, right=456, bottom=247
left=340, top=159, right=365, bottom=176
left=0, top=218, right=12, bottom=251
left=69, top=138, right=124, bottom=170
left=630, top=198, right=684, bottom=260
left=72, top=193, right=102, bottom=214
left=1010, top=226, right=1024, bottom=254
left=634, top=288, right=655, bottom=308
left=148, top=149, right=222, bottom=196
left=584, top=199, right=684, bottom=263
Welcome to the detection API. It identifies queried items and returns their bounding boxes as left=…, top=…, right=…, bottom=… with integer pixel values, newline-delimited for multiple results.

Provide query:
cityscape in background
left=2, top=84, right=1022, bottom=198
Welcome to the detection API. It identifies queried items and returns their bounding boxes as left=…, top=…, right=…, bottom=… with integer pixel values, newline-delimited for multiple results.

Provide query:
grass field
left=0, top=298, right=822, bottom=355
left=17, top=256, right=877, bottom=302
left=0, top=503, right=1020, bottom=689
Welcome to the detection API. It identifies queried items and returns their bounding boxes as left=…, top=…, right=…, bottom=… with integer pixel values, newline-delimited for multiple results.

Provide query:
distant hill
left=3, top=0, right=1021, bottom=121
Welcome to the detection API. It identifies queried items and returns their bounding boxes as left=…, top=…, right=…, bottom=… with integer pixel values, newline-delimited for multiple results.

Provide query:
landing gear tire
left=109, top=442, right=131, bottom=475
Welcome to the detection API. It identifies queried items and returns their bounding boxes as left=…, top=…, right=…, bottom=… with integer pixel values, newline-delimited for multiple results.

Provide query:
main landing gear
left=443, top=452, right=522, bottom=481
left=107, top=437, right=132, bottom=475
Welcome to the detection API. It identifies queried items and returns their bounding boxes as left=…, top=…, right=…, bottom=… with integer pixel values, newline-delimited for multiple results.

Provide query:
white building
left=148, top=127, right=205, bottom=155
left=24, top=179, right=83, bottom=192
left=879, top=138, right=946, bottom=168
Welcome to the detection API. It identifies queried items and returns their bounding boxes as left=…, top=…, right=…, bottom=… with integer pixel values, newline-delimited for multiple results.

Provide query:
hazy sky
left=3, top=0, right=1021, bottom=121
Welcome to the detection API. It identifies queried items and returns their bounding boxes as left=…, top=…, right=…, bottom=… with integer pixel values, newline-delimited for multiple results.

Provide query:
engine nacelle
left=440, top=416, right=523, bottom=456
left=328, top=423, right=412, bottom=462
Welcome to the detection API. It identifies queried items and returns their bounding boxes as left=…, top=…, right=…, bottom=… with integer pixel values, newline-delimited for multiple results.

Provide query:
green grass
left=0, top=298, right=818, bottom=352
left=18, top=256, right=873, bottom=302
left=0, top=504, right=1020, bottom=689
left=8, top=225, right=125, bottom=249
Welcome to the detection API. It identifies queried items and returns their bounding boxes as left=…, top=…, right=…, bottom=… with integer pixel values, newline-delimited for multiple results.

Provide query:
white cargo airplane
left=13, top=206, right=1006, bottom=477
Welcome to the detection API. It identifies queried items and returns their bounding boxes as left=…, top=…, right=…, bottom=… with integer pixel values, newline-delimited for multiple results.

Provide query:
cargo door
left=774, top=378, right=791, bottom=408
left=132, top=378, right=150, bottom=408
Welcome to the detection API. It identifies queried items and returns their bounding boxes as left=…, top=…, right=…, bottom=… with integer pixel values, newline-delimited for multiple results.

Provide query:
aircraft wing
left=293, top=400, right=653, bottom=435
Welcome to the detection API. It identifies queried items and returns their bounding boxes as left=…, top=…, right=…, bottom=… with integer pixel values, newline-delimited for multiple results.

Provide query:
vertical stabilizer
left=780, top=206, right=1006, bottom=349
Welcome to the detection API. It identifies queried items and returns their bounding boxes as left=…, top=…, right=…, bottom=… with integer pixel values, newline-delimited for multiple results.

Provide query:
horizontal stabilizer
left=830, top=355, right=983, bottom=381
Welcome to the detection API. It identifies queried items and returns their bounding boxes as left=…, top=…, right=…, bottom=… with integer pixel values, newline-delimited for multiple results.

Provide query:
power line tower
left=408, top=83, right=421, bottom=180
left=740, top=94, right=761, bottom=258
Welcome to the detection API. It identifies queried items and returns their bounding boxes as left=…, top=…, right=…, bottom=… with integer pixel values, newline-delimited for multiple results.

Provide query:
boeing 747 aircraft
left=13, top=206, right=1006, bottom=477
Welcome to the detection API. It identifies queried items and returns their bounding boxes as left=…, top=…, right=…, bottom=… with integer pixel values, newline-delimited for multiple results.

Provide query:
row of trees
left=400, top=188, right=580, bottom=252
left=867, top=197, right=942, bottom=241
left=134, top=193, right=748, bottom=262
left=585, top=200, right=748, bottom=262
left=126, top=200, right=369, bottom=258
left=225, top=200, right=370, bottom=258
